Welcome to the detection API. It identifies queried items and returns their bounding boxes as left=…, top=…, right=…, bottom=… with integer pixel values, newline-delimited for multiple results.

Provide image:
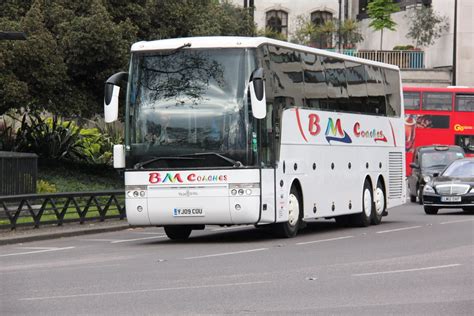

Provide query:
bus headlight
left=229, top=183, right=259, bottom=196
left=126, top=186, right=147, bottom=198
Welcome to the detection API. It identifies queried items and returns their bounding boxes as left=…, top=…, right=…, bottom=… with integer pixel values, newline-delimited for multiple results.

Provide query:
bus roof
left=404, top=86, right=474, bottom=93
left=131, top=36, right=400, bottom=71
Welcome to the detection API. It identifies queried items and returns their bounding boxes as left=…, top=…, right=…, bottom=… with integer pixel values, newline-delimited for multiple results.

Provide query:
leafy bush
left=77, top=127, right=113, bottom=165
left=0, top=115, right=16, bottom=151
left=14, top=113, right=82, bottom=160
left=37, top=179, right=57, bottom=193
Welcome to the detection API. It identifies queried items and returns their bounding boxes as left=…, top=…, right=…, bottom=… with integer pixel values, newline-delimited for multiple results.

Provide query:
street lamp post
left=338, top=0, right=342, bottom=52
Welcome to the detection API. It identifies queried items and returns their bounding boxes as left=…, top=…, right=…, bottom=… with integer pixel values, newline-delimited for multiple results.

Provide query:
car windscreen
left=442, top=160, right=474, bottom=178
left=420, top=151, right=464, bottom=169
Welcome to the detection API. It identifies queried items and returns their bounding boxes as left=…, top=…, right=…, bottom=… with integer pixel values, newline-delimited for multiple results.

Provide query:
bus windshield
left=127, top=48, right=255, bottom=168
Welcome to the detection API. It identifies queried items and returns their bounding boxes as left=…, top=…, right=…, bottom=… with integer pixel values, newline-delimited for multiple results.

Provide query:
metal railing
left=355, top=50, right=424, bottom=69
left=0, top=151, right=38, bottom=195
left=0, top=190, right=125, bottom=229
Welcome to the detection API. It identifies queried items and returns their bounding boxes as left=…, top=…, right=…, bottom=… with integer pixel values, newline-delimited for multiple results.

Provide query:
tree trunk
left=380, top=29, right=384, bottom=51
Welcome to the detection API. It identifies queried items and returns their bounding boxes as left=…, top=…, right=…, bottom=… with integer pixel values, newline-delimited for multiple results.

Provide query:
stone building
left=228, top=0, right=473, bottom=87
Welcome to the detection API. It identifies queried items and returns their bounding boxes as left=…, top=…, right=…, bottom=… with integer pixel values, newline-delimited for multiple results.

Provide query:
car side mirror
left=410, top=162, right=419, bottom=169
left=433, top=172, right=439, bottom=178
left=104, top=72, right=128, bottom=123
left=249, top=68, right=266, bottom=119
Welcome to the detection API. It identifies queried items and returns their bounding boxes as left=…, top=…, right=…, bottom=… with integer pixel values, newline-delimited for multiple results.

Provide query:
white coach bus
left=104, top=37, right=406, bottom=240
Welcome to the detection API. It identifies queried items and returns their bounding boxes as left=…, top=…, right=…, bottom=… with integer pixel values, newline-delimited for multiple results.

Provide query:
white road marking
left=0, top=247, right=75, bottom=258
left=296, top=236, right=354, bottom=245
left=110, top=235, right=167, bottom=243
left=184, top=248, right=268, bottom=260
left=376, top=226, right=422, bottom=234
left=19, top=281, right=271, bottom=301
left=353, top=264, right=462, bottom=277
left=440, top=218, right=474, bottom=225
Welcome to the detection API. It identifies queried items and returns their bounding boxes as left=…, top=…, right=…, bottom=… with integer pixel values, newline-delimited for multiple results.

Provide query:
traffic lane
left=10, top=243, right=473, bottom=315
left=2, top=215, right=473, bottom=314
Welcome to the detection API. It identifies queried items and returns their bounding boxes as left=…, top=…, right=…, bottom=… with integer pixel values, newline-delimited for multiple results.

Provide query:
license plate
left=173, top=208, right=204, bottom=217
left=441, top=196, right=461, bottom=202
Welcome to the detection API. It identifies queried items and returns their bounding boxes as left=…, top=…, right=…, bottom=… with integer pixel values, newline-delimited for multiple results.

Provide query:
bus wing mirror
left=249, top=68, right=266, bottom=119
left=113, top=144, right=125, bottom=169
left=104, top=72, right=128, bottom=123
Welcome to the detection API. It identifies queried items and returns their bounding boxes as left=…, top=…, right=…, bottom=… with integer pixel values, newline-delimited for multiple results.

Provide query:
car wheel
left=371, top=180, right=385, bottom=225
left=462, top=207, right=474, bottom=214
left=424, top=206, right=438, bottom=215
left=273, top=185, right=302, bottom=238
left=164, top=225, right=192, bottom=240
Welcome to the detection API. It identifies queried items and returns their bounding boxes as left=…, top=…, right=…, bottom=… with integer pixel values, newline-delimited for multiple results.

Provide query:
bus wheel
left=371, top=180, right=385, bottom=225
left=274, top=185, right=301, bottom=238
left=350, top=180, right=372, bottom=227
left=164, top=225, right=192, bottom=240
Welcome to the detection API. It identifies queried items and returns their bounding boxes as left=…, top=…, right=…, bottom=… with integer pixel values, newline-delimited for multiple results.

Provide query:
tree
left=291, top=15, right=362, bottom=50
left=367, top=0, right=399, bottom=50
left=406, top=7, right=449, bottom=48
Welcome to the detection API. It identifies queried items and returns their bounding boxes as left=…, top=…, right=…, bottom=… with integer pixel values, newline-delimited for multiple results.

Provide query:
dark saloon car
left=422, top=158, right=474, bottom=214
left=408, top=145, right=465, bottom=204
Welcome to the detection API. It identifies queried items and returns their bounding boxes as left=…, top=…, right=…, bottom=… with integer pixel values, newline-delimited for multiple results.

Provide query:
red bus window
left=422, top=92, right=452, bottom=111
left=403, top=92, right=420, bottom=110
left=455, top=94, right=474, bottom=112
left=455, top=135, right=474, bottom=154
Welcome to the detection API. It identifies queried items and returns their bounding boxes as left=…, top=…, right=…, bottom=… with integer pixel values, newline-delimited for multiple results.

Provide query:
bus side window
left=383, top=68, right=401, bottom=117
left=366, top=65, right=387, bottom=115
left=455, top=94, right=474, bottom=112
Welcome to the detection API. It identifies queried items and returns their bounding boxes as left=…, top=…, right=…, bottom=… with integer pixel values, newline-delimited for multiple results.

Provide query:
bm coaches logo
left=325, top=118, right=352, bottom=144
left=149, top=172, right=227, bottom=184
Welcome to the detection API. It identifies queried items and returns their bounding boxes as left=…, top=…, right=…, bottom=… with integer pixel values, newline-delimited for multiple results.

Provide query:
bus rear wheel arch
left=273, top=182, right=303, bottom=238
left=372, top=177, right=386, bottom=225
left=349, top=178, right=373, bottom=227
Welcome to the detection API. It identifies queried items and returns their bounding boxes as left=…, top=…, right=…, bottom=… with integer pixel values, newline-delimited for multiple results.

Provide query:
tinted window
left=422, top=92, right=452, bottom=111
left=365, top=65, right=386, bottom=115
left=442, top=160, right=474, bottom=177
left=322, top=57, right=349, bottom=111
left=455, top=135, right=474, bottom=154
left=382, top=68, right=401, bottom=117
left=302, top=52, right=327, bottom=109
left=420, top=151, right=463, bottom=168
left=268, top=45, right=303, bottom=106
left=403, top=92, right=420, bottom=110
left=455, top=94, right=474, bottom=112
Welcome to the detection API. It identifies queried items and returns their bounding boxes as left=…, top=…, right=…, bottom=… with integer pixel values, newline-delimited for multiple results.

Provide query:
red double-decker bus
left=404, top=86, right=474, bottom=175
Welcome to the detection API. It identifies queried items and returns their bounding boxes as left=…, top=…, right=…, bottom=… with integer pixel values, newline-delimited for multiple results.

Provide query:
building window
left=266, top=10, right=288, bottom=36
left=311, top=11, right=334, bottom=49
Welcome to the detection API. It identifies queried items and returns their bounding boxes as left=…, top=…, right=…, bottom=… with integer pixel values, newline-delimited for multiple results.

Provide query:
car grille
left=435, top=184, right=470, bottom=195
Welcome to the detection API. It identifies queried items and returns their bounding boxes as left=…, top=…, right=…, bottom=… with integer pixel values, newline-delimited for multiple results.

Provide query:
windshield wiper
left=183, top=152, right=243, bottom=168
left=134, top=156, right=202, bottom=169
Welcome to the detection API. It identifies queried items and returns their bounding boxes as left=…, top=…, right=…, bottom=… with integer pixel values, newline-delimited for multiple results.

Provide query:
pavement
left=0, top=219, right=131, bottom=245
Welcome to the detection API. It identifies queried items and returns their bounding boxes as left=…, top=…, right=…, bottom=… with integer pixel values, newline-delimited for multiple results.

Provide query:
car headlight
left=423, top=176, right=431, bottom=183
left=423, top=185, right=435, bottom=193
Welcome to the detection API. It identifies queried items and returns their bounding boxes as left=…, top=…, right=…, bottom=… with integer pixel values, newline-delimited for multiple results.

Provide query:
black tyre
left=335, top=215, right=350, bottom=227
left=462, top=207, right=474, bottom=214
left=424, top=206, right=438, bottom=215
left=349, top=179, right=373, bottom=227
left=371, top=180, right=386, bottom=225
left=273, top=185, right=302, bottom=238
left=164, top=225, right=192, bottom=240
